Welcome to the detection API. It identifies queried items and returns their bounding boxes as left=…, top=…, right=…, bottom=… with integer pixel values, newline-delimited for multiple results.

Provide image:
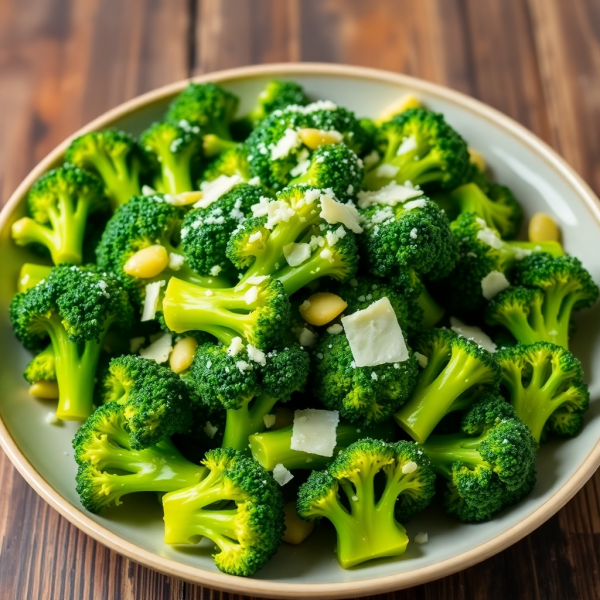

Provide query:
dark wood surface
left=1, top=1, right=600, bottom=598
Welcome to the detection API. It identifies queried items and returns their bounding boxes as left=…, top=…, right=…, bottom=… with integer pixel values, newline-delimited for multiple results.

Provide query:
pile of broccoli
left=9, top=79, right=598, bottom=577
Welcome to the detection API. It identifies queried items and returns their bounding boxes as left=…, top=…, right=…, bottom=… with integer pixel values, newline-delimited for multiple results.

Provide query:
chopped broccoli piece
left=201, top=144, right=252, bottom=182
left=11, top=166, right=109, bottom=265
left=24, top=345, right=56, bottom=384
left=297, top=439, right=435, bottom=568
left=162, top=447, right=285, bottom=576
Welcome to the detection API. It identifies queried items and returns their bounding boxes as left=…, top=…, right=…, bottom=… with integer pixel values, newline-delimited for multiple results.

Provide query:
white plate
left=1, top=63, right=599, bottom=598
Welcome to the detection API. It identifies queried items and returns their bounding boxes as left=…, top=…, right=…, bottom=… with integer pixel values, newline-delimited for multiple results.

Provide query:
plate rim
left=1, top=62, right=599, bottom=598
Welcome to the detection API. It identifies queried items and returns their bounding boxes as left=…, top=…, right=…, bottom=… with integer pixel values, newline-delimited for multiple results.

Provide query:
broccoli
left=394, top=328, right=501, bottom=443
left=17, top=263, right=53, bottom=293
left=357, top=192, right=459, bottom=280
left=189, top=342, right=309, bottom=450
left=245, top=102, right=370, bottom=191
left=162, top=447, right=285, bottom=576
left=233, top=79, right=311, bottom=138
left=497, top=342, right=589, bottom=442
left=73, top=403, right=206, bottom=513
left=297, top=439, right=435, bottom=568
left=24, top=345, right=56, bottom=384
left=140, top=121, right=203, bottom=194
left=249, top=419, right=398, bottom=471
left=162, top=275, right=290, bottom=349
left=97, top=355, right=192, bottom=448
left=417, top=285, right=446, bottom=328
left=96, top=194, right=229, bottom=307
left=181, top=183, right=265, bottom=278
left=172, top=402, right=226, bottom=463
left=432, top=212, right=564, bottom=314
left=165, top=82, right=239, bottom=156
left=312, top=331, right=419, bottom=427
left=65, top=128, right=149, bottom=209
left=200, top=144, right=252, bottom=182
left=11, top=166, right=109, bottom=265
left=228, top=186, right=359, bottom=295
left=421, top=393, right=537, bottom=522
left=362, top=108, right=470, bottom=191
left=10, top=266, right=133, bottom=420
left=485, top=253, right=599, bottom=349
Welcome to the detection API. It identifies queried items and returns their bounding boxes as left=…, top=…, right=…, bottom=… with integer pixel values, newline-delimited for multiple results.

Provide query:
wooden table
left=1, top=1, right=599, bottom=598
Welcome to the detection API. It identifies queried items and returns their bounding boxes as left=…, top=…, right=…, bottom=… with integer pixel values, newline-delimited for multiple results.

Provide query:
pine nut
left=377, top=94, right=422, bottom=123
left=299, top=292, right=347, bottom=327
left=169, top=336, right=199, bottom=373
left=123, top=245, right=169, bottom=278
left=529, top=212, right=560, bottom=243
left=29, top=381, right=59, bottom=399
left=282, top=501, right=314, bottom=545
left=298, top=128, right=343, bottom=149
left=468, top=148, right=486, bottom=172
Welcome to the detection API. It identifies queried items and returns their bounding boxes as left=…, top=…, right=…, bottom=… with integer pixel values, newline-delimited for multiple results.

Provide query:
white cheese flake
left=271, top=128, right=301, bottom=160
left=203, top=421, right=218, bottom=439
left=263, top=414, right=276, bottom=429
left=414, top=352, right=429, bottom=368
left=320, top=248, right=334, bottom=262
left=291, top=409, right=339, bottom=457
left=450, top=317, right=497, bottom=353
left=320, top=195, right=363, bottom=233
left=247, top=344, right=266, bottom=366
left=272, top=464, right=294, bottom=486
left=139, top=333, right=172, bottom=364
left=251, top=196, right=271, bottom=218
left=248, top=176, right=261, bottom=186
left=375, top=163, right=399, bottom=178
left=210, top=265, right=222, bottom=276
left=403, top=198, right=427, bottom=211
left=141, top=281, right=165, bottom=322
left=481, top=271, right=510, bottom=300
left=299, top=327, right=318, bottom=347
left=283, top=242, right=311, bottom=267
left=415, top=532, right=428, bottom=544
left=326, top=323, right=343, bottom=334
left=410, top=228, right=418, bottom=239
left=227, top=337, right=244, bottom=356
left=402, top=461, right=418, bottom=474
left=168, top=253, right=185, bottom=270
left=477, top=227, right=503, bottom=249
left=236, top=360, right=252, bottom=373
left=266, top=200, right=296, bottom=229
left=194, top=174, right=244, bottom=208
left=341, top=297, right=409, bottom=367
left=396, top=136, right=418, bottom=155
left=45, top=412, right=61, bottom=425
left=356, top=183, right=423, bottom=209
left=244, top=286, right=259, bottom=305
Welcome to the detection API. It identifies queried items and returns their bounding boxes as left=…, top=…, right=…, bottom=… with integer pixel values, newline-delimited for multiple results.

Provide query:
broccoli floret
left=189, top=342, right=309, bottom=450
left=422, top=393, right=537, bottom=522
left=65, top=128, right=149, bottom=209
left=97, top=355, right=192, bottom=448
left=394, top=329, right=501, bottom=443
left=233, top=80, right=311, bottom=138
left=140, top=121, right=203, bottom=194
left=162, top=447, right=285, bottom=576
left=200, top=144, right=252, bottom=182
left=73, top=403, right=206, bottom=513
left=485, top=253, right=599, bottom=349
left=249, top=419, right=398, bottom=471
left=287, top=144, right=364, bottom=199
left=10, top=266, right=134, bottom=420
left=181, top=184, right=265, bottom=278
left=96, top=194, right=229, bottom=307
left=162, top=275, right=290, bottom=350
left=11, top=166, right=109, bottom=265
left=24, top=345, right=56, bottom=384
left=312, top=331, right=419, bottom=427
left=297, top=439, right=435, bottom=568
left=358, top=192, right=458, bottom=280
left=245, top=102, right=370, bottom=191
left=432, top=212, right=564, bottom=314
left=497, top=342, right=589, bottom=442
left=362, top=108, right=470, bottom=191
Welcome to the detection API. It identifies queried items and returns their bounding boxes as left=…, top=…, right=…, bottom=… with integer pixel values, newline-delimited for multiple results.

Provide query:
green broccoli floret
left=286, top=144, right=364, bottom=199
left=485, top=253, right=599, bottom=349
left=245, top=102, right=370, bottom=191
left=200, top=144, right=252, bottom=182
left=162, top=275, right=290, bottom=350
left=394, top=329, right=501, bottom=443
left=162, top=447, right=285, bottom=576
left=233, top=80, right=311, bottom=138
left=97, top=355, right=192, bottom=448
left=181, top=183, right=265, bottom=278
left=432, top=212, right=564, bottom=314
left=422, top=393, right=537, bottom=522
left=10, top=265, right=134, bottom=420
left=249, top=419, right=398, bottom=471
left=24, top=345, right=56, bottom=384
left=497, top=342, right=589, bottom=442
left=96, top=194, right=229, bottom=307
left=65, top=128, right=149, bottom=209
left=297, top=439, right=435, bottom=568
left=190, top=342, right=309, bottom=450
left=165, top=82, right=239, bottom=156
left=362, top=108, right=470, bottom=191
left=11, top=166, right=109, bottom=265
left=140, top=121, right=203, bottom=194
left=228, top=186, right=359, bottom=295
left=312, top=331, right=419, bottom=427
left=73, top=403, right=206, bottom=513
left=358, top=192, right=459, bottom=280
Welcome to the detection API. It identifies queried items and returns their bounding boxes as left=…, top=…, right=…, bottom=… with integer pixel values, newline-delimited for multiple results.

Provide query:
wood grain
left=1, top=0, right=600, bottom=598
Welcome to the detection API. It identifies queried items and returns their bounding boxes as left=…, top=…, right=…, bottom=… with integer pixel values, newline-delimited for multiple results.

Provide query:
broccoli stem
left=275, top=251, right=345, bottom=295
left=203, top=134, right=237, bottom=158
left=223, top=393, right=278, bottom=451
left=421, top=433, right=485, bottom=479
left=153, top=150, right=195, bottom=195
left=249, top=421, right=397, bottom=470
left=17, top=263, right=53, bottom=293
left=451, top=183, right=514, bottom=229
left=87, top=151, right=142, bottom=209
left=417, top=288, right=445, bottom=328
left=395, top=351, right=491, bottom=443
